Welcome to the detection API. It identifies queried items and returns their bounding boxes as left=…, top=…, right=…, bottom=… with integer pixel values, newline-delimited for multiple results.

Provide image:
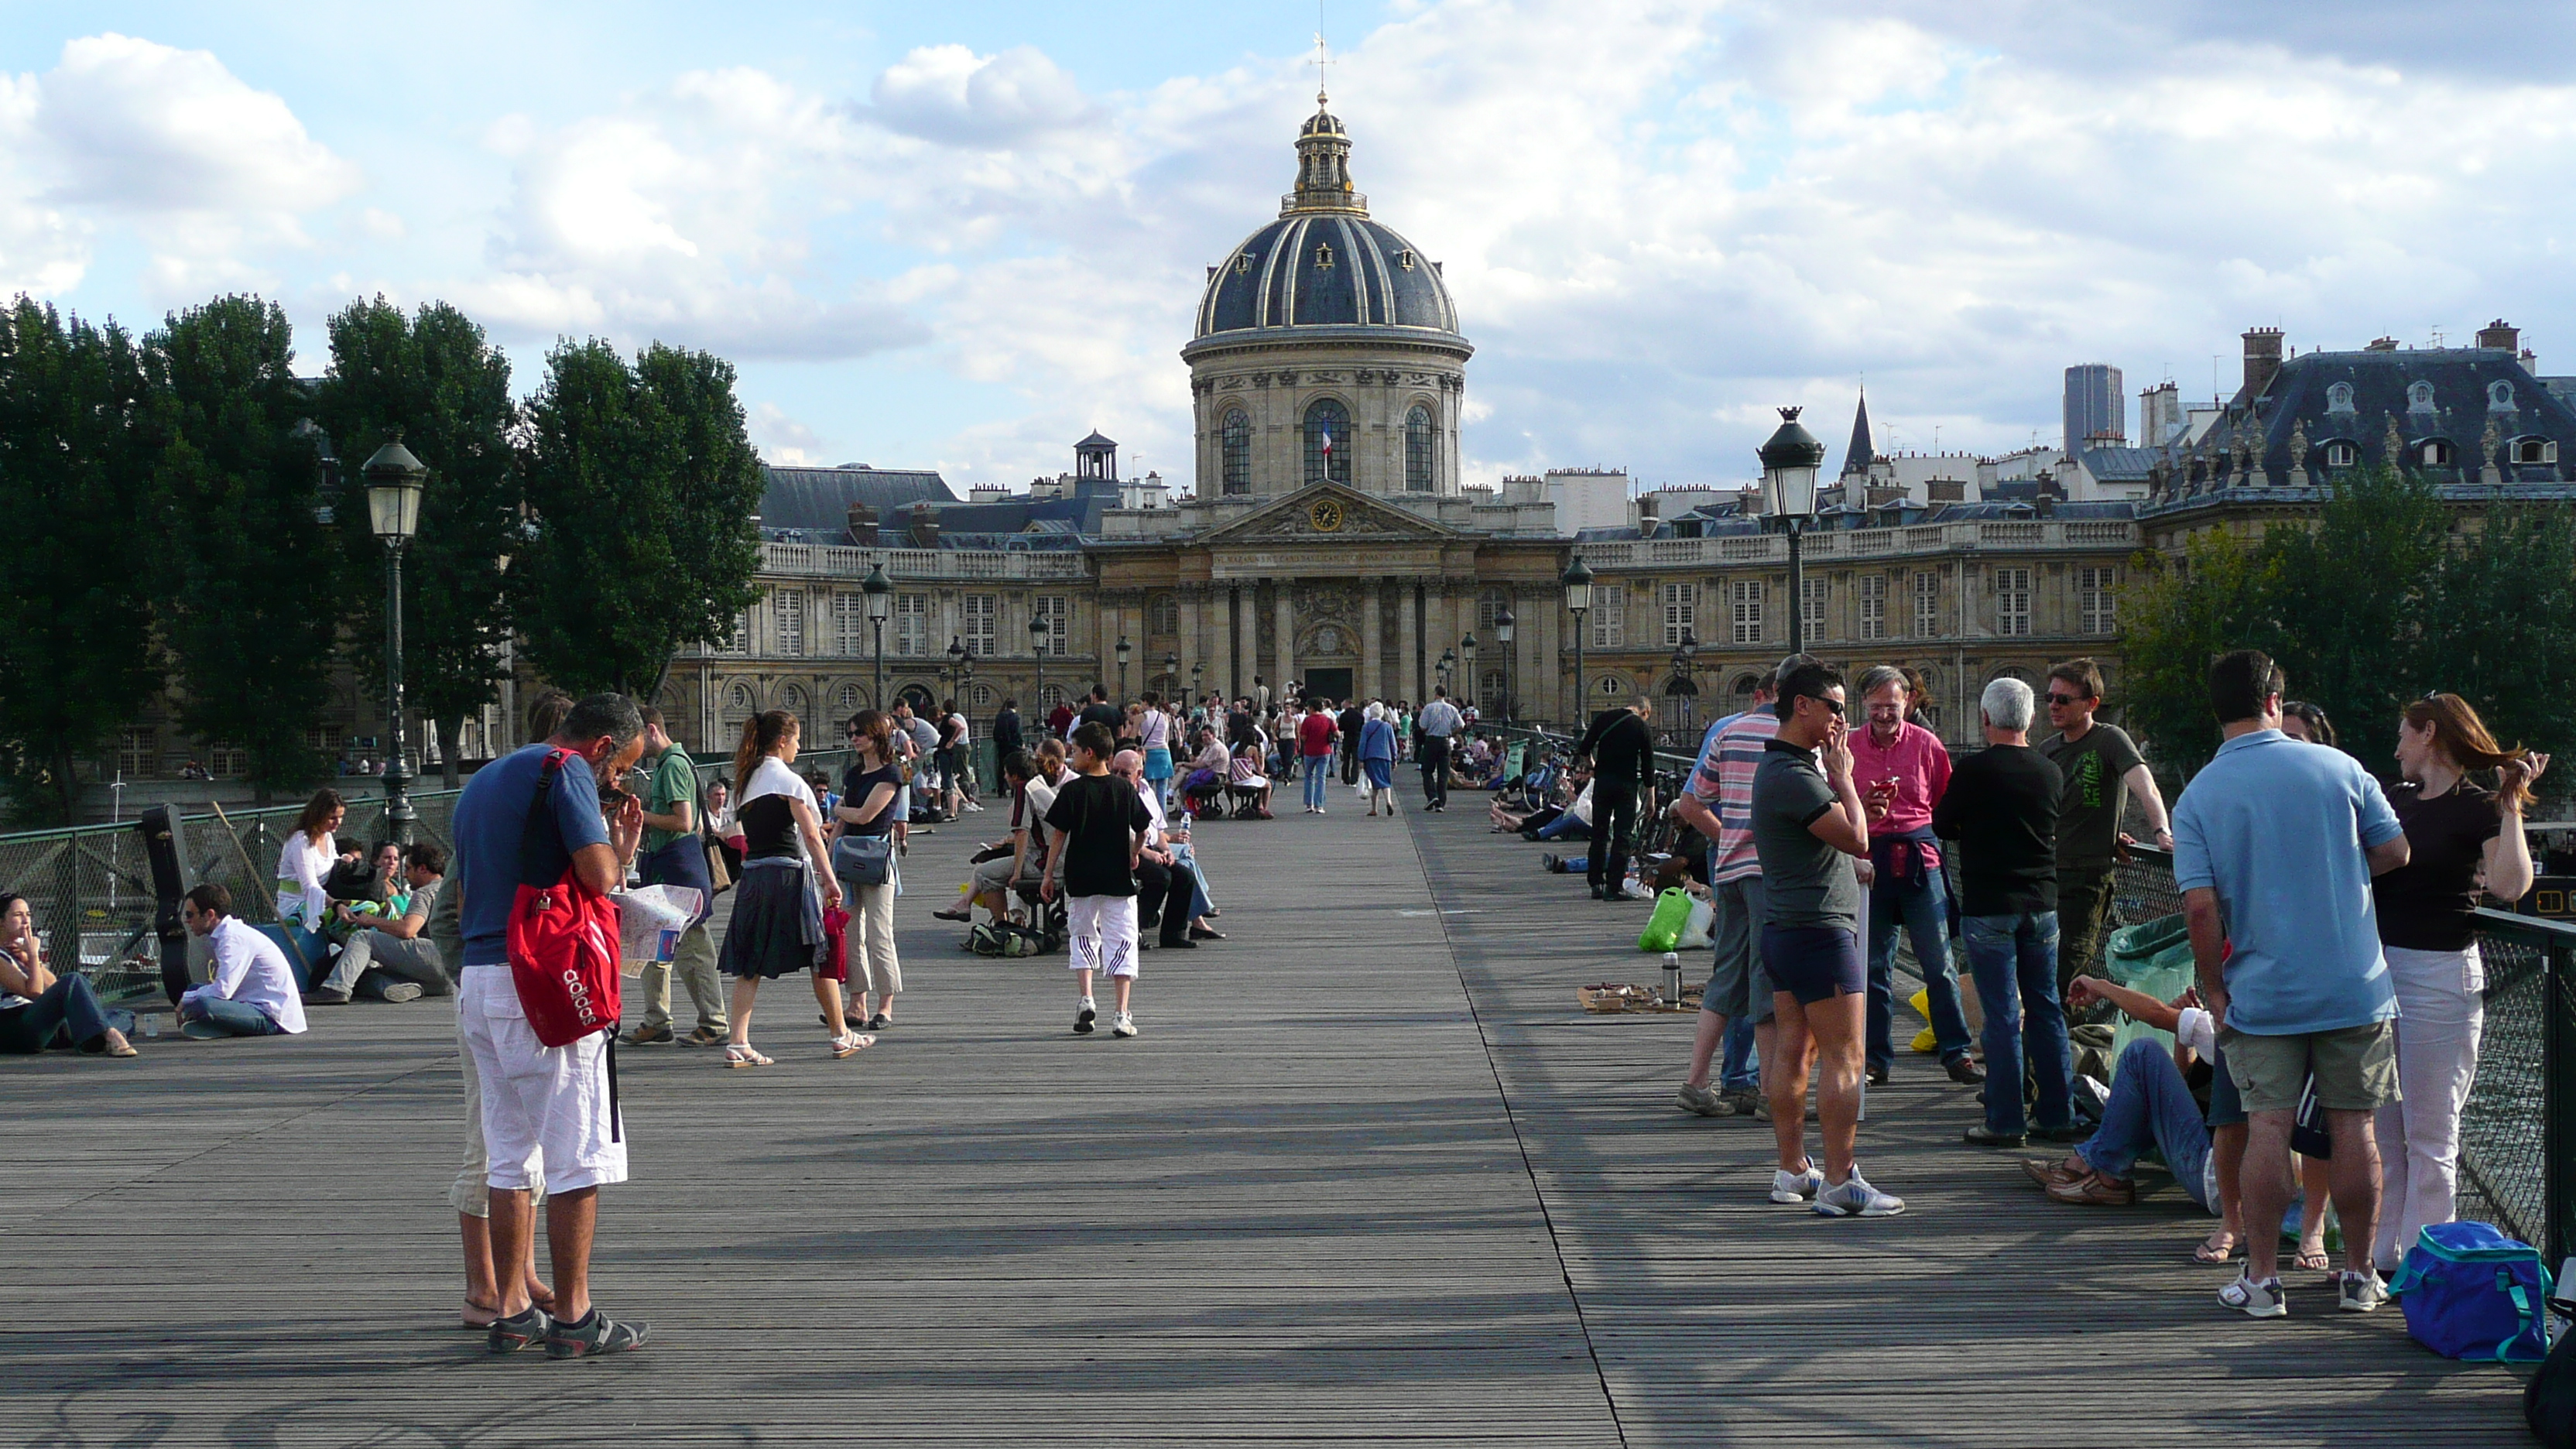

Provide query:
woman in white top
left=1138, top=692, right=1176, bottom=806
left=274, top=790, right=345, bottom=934
left=714, top=710, right=862, bottom=1066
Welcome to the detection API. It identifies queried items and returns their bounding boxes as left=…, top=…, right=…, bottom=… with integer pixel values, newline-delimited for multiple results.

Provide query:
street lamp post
left=1437, top=647, right=1455, bottom=697
left=1561, top=556, right=1594, bottom=728
left=1495, top=607, right=1514, bottom=723
left=1460, top=632, right=1478, bottom=715
left=362, top=437, right=429, bottom=844
left=1163, top=652, right=1178, bottom=699
left=1759, top=407, right=1827, bottom=656
left=863, top=562, right=892, bottom=707
left=1116, top=635, right=1132, bottom=702
left=1029, top=609, right=1051, bottom=718
left=1190, top=659, right=1204, bottom=705
left=945, top=637, right=968, bottom=704
left=1670, top=629, right=1699, bottom=744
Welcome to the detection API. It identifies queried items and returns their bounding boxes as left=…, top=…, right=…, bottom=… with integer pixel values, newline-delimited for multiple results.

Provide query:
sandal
left=866, top=1013, right=890, bottom=1031
left=462, top=1297, right=503, bottom=1329
left=680, top=1026, right=726, bottom=1047
left=2194, top=1229, right=2239, bottom=1264
left=724, top=1043, right=774, bottom=1068
left=830, top=1033, right=876, bottom=1059
left=2293, top=1243, right=2332, bottom=1273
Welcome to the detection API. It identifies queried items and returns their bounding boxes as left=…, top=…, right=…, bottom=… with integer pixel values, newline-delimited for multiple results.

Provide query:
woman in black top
left=716, top=710, right=861, bottom=1067
left=835, top=710, right=906, bottom=1031
left=2372, top=692, right=2546, bottom=1264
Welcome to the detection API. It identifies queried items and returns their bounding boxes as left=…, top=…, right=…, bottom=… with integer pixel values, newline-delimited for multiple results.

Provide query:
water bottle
left=1660, top=951, right=1683, bottom=1007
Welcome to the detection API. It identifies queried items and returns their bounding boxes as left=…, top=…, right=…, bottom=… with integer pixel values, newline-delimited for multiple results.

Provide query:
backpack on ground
left=2389, top=1220, right=2551, bottom=1364
left=968, top=920, right=1048, bottom=958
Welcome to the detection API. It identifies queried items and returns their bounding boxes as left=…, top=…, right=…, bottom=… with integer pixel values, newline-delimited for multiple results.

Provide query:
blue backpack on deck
left=2389, top=1220, right=2551, bottom=1363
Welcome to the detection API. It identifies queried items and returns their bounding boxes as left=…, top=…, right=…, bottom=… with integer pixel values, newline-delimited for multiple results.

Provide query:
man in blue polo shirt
left=2172, top=649, right=2409, bottom=1320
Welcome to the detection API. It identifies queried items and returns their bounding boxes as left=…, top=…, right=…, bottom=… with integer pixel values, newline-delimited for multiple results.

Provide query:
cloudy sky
left=6, top=0, right=2574, bottom=493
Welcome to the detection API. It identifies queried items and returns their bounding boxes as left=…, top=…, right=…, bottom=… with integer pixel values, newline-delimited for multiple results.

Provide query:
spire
left=1283, top=89, right=1367, bottom=216
left=1841, top=388, right=1877, bottom=478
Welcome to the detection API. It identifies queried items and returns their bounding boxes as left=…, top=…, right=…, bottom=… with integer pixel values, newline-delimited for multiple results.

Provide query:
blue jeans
left=183, top=996, right=287, bottom=1036
left=1963, top=910, right=2075, bottom=1134
left=1866, top=855, right=1972, bottom=1070
left=1535, top=810, right=1588, bottom=842
left=2078, top=1038, right=2213, bottom=1207
left=1303, top=755, right=1330, bottom=810
left=1719, top=1013, right=1759, bottom=1092
left=0, top=974, right=129, bottom=1053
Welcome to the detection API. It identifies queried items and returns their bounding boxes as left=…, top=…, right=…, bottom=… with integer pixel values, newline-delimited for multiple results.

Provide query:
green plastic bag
left=1638, top=886, right=1694, bottom=954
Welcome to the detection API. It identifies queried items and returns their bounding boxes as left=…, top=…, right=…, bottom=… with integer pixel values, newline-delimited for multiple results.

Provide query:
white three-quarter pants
left=2375, top=944, right=2483, bottom=1263
left=1065, top=895, right=1139, bottom=980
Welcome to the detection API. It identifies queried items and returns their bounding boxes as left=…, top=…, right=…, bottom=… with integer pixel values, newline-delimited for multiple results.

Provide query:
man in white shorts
left=451, top=693, right=649, bottom=1358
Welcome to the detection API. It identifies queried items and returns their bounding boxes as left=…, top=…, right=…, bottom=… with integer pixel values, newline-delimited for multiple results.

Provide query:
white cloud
left=751, top=401, right=826, bottom=464
left=0, top=33, right=355, bottom=299
left=866, top=44, right=1095, bottom=147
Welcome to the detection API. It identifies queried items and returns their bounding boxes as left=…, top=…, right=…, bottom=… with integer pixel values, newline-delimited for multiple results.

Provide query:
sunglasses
left=2045, top=693, right=2084, bottom=706
left=1798, top=694, right=1846, bottom=716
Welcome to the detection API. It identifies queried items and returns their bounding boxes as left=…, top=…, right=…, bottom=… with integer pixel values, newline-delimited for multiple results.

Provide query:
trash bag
left=1637, top=887, right=1694, bottom=954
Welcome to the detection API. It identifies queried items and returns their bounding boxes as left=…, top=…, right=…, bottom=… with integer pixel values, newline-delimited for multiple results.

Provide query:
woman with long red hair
left=2372, top=692, right=2546, bottom=1264
left=716, top=710, right=862, bottom=1066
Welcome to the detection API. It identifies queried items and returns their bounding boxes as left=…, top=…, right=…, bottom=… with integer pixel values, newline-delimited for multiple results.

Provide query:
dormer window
left=2516, top=437, right=2560, bottom=465
left=1314, top=242, right=1334, bottom=269
left=2327, top=382, right=2355, bottom=411
left=2490, top=380, right=2516, bottom=408
left=2408, top=381, right=2436, bottom=409
left=2419, top=439, right=2456, bottom=466
left=1397, top=249, right=1416, bottom=271
left=2324, top=440, right=2358, bottom=468
left=1234, top=252, right=1253, bottom=276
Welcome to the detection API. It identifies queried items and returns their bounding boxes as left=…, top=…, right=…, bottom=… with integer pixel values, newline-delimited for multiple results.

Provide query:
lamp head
left=1560, top=555, right=1595, bottom=614
left=361, top=436, right=430, bottom=543
left=1758, top=406, right=1827, bottom=520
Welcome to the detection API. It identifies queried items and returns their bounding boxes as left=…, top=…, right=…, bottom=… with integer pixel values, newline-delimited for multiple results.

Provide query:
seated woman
left=0, top=892, right=138, bottom=1057
left=2023, top=974, right=2248, bottom=1263
left=1227, top=739, right=1274, bottom=818
left=1530, top=776, right=1595, bottom=841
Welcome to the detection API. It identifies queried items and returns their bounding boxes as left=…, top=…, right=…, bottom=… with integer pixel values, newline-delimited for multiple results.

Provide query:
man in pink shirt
left=1848, top=665, right=1979, bottom=1086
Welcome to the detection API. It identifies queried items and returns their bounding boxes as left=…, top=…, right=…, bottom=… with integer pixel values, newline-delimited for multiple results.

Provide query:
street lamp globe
left=862, top=562, right=892, bottom=622
left=362, top=437, right=430, bottom=543
left=1115, top=635, right=1132, bottom=670
left=1560, top=555, right=1595, bottom=615
left=1495, top=608, right=1513, bottom=644
left=1028, top=611, right=1050, bottom=648
left=1758, top=407, right=1828, bottom=522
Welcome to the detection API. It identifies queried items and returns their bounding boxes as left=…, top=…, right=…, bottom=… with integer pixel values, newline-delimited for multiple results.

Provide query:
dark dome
left=1194, top=214, right=1460, bottom=339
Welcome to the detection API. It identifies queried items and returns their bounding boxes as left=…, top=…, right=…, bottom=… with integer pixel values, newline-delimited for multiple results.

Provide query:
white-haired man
left=1933, top=677, right=2080, bottom=1149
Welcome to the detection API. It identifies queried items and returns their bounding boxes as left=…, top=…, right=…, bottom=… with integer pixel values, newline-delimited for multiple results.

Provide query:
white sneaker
left=1814, top=1167, right=1906, bottom=1218
left=1074, top=999, right=1097, bottom=1035
left=1110, top=1012, right=1138, bottom=1038
left=2338, top=1270, right=2389, bottom=1314
left=963, top=800, right=985, bottom=813
left=1617, top=883, right=1655, bottom=902
left=1769, top=1163, right=1825, bottom=1204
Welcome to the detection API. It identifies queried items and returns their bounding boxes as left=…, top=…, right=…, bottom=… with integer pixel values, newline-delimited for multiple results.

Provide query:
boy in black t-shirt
left=1041, top=721, right=1153, bottom=1037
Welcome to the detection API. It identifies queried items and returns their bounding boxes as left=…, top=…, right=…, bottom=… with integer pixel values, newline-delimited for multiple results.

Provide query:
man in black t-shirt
left=1933, top=677, right=2078, bottom=1148
left=1575, top=699, right=1656, bottom=901
left=1076, top=687, right=1122, bottom=738
left=1041, top=721, right=1153, bottom=1039
left=2037, top=659, right=2172, bottom=1002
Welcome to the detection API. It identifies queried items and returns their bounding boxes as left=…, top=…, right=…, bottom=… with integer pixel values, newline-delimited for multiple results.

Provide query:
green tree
left=2421, top=500, right=2576, bottom=762
left=146, top=295, right=336, bottom=797
left=2116, top=530, right=2284, bottom=783
left=313, top=297, right=520, bottom=785
left=2263, top=466, right=2450, bottom=745
left=0, top=299, right=163, bottom=823
left=515, top=338, right=764, bottom=698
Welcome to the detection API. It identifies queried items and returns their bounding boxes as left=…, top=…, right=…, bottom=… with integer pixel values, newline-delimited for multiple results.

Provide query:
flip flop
left=2293, top=1245, right=2332, bottom=1273
left=2194, top=1230, right=2239, bottom=1264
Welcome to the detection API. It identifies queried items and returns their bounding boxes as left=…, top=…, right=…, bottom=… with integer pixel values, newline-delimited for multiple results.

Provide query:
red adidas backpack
left=505, top=749, right=623, bottom=1047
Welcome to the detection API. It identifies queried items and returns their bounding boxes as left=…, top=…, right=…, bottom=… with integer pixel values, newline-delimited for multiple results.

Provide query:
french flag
left=1321, top=423, right=1334, bottom=464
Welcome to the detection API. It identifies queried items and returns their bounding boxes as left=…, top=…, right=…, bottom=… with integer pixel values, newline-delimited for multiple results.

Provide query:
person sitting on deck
left=176, top=884, right=309, bottom=1040
left=0, top=892, right=139, bottom=1057
left=305, top=842, right=450, bottom=1005
left=2021, top=974, right=2249, bottom=1265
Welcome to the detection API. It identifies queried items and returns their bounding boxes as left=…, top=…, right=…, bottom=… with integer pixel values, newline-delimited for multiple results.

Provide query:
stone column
left=1275, top=584, right=1297, bottom=691
left=1395, top=579, right=1419, bottom=704
left=1214, top=586, right=1236, bottom=698
left=1359, top=582, right=1383, bottom=701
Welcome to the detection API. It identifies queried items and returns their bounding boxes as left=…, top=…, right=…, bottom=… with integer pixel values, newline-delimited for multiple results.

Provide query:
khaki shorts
left=2218, top=1019, right=2400, bottom=1115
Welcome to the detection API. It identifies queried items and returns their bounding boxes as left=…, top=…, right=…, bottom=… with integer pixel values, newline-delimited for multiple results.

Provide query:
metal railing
left=0, top=748, right=864, bottom=1008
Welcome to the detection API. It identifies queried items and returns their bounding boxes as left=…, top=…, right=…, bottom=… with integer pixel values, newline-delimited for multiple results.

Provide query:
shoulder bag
left=505, top=749, right=624, bottom=1047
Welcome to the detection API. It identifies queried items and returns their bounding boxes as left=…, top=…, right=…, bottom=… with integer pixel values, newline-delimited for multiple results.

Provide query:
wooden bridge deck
left=0, top=789, right=2529, bottom=1445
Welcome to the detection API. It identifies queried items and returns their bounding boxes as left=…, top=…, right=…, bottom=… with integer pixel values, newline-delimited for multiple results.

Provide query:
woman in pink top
left=1848, top=665, right=1978, bottom=1087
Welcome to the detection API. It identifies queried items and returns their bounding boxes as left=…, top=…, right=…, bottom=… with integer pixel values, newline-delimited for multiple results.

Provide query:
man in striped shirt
left=1671, top=655, right=1820, bottom=1121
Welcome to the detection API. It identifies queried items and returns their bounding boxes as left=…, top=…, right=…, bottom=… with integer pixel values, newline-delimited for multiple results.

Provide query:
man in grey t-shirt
left=1749, top=659, right=1903, bottom=1219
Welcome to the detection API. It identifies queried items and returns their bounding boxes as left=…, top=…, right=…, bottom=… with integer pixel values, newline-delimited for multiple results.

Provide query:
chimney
left=907, top=500, right=939, bottom=550
left=846, top=502, right=879, bottom=546
left=1636, top=495, right=1661, bottom=523
left=2242, top=327, right=2285, bottom=399
left=2478, top=318, right=2520, bottom=353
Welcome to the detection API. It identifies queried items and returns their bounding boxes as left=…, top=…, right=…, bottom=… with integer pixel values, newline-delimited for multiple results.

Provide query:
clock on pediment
left=1309, top=498, right=1345, bottom=533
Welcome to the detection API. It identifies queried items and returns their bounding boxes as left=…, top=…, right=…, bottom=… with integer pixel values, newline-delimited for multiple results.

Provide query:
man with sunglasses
left=2039, top=659, right=2172, bottom=1010
left=1753, top=660, right=1903, bottom=1217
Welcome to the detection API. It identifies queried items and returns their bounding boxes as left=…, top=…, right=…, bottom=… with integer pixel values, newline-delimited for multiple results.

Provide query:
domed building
left=1184, top=98, right=1471, bottom=498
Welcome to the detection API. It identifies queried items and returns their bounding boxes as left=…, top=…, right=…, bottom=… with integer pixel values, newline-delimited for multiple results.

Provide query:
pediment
left=1201, top=483, right=1459, bottom=546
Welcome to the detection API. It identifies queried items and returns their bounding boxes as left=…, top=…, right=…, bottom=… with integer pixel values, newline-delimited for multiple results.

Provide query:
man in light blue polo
left=2172, top=649, right=2409, bottom=1321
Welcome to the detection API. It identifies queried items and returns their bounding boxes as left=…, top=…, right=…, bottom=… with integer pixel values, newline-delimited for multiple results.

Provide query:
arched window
left=2516, top=437, right=2560, bottom=465
left=728, top=683, right=753, bottom=712
left=781, top=683, right=808, bottom=718
left=1221, top=409, right=1251, bottom=495
left=2409, top=381, right=2436, bottom=409
left=1405, top=405, right=1435, bottom=492
left=967, top=683, right=995, bottom=708
left=2326, top=382, right=2355, bottom=411
left=1303, top=398, right=1351, bottom=485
